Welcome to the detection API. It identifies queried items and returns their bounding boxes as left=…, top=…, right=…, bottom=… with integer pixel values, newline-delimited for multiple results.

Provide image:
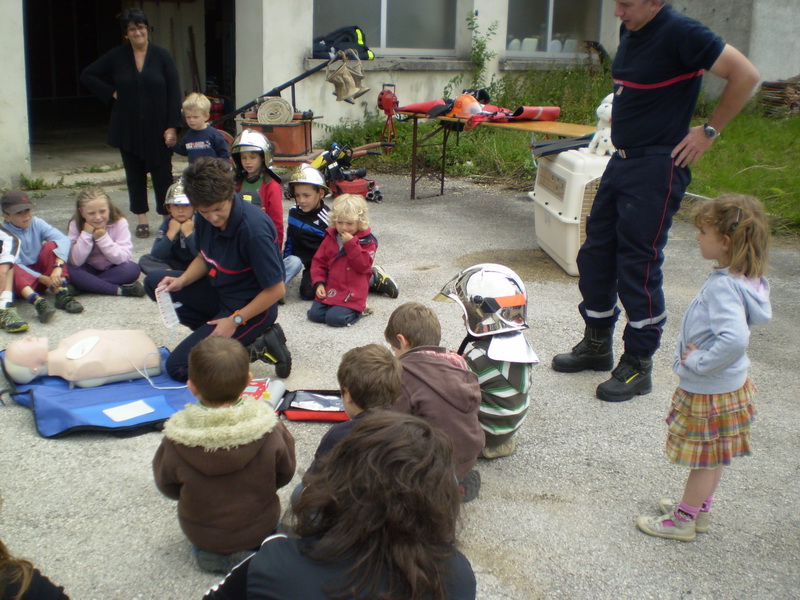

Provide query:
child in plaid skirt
left=636, top=194, right=772, bottom=541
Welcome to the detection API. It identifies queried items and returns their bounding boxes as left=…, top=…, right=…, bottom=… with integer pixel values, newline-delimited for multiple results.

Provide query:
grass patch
left=18, top=174, right=63, bottom=190
left=688, top=110, right=800, bottom=231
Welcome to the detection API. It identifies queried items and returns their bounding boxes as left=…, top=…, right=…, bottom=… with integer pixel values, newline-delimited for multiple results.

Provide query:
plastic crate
left=529, top=149, right=610, bottom=276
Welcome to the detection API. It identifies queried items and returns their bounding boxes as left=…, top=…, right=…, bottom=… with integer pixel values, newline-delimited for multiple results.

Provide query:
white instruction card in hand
left=103, top=400, right=155, bottom=422
left=156, top=284, right=180, bottom=328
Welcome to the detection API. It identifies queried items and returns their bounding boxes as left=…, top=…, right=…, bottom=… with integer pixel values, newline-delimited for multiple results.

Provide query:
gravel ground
left=1, top=169, right=798, bottom=599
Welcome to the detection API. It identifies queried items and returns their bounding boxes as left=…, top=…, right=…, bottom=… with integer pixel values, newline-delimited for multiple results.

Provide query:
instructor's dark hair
left=293, top=411, right=461, bottom=600
left=182, top=157, right=236, bottom=207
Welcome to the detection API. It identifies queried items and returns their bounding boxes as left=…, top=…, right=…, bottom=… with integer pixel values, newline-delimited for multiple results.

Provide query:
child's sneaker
left=370, top=265, right=399, bottom=298
left=34, top=297, right=56, bottom=323
left=0, top=306, right=29, bottom=333
left=658, top=498, right=710, bottom=533
left=55, top=290, right=84, bottom=313
left=481, top=437, right=516, bottom=459
left=120, top=281, right=145, bottom=297
left=636, top=511, right=697, bottom=541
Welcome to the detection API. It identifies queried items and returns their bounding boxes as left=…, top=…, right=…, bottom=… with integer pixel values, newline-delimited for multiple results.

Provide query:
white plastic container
left=529, top=149, right=610, bottom=276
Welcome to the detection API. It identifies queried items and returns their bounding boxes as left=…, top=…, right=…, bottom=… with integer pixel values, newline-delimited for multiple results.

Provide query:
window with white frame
left=506, top=0, right=601, bottom=56
left=313, top=0, right=457, bottom=56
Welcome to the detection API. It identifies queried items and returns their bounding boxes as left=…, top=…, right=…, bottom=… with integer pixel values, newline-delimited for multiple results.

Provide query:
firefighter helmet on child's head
left=231, top=129, right=274, bottom=169
left=434, top=263, right=528, bottom=337
left=164, top=181, right=191, bottom=205
left=287, top=163, right=330, bottom=195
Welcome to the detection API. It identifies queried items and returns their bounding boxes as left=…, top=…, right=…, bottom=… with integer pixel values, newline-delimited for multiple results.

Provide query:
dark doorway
left=24, top=0, right=117, bottom=146
left=24, top=0, right=236, bottom=156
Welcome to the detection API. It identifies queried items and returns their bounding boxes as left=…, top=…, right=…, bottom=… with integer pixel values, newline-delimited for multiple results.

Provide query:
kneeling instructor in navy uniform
left=552, top=0, right=760, bottom=402
left=145, top=157, right=291, bottom=382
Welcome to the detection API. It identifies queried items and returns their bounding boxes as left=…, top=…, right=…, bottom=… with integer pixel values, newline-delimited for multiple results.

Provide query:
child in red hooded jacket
left=307, top=194, right=376, bottom=327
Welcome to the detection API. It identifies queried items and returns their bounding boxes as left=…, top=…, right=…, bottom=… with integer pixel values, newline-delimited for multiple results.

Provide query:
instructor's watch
left=232, top=311, right=245, bottom=325
left=703, top=123, right=720, bottom=140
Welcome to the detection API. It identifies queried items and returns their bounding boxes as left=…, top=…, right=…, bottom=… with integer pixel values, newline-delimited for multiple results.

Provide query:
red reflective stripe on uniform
left=200, top=249, right=254, bottom=275
left=495, top=294, right=526, bottom=308
left=613, top=69, right=705, bottom=90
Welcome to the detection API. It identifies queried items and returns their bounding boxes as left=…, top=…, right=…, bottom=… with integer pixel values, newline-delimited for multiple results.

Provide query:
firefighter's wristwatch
left=232, top=311, right=245, bottom=325
left=703, top=123, right=720, bottom=139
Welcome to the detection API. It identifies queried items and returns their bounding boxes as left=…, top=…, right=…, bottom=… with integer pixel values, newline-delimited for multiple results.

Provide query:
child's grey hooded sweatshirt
left=673, top=268, right=771, bottom=394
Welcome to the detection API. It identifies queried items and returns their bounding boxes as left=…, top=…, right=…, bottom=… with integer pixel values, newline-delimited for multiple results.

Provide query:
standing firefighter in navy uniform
left=552, top=0, right=760, bottom=402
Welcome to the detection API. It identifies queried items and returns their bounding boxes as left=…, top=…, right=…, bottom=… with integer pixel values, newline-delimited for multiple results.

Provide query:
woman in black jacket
left=81, top=8, right=182, bottom=239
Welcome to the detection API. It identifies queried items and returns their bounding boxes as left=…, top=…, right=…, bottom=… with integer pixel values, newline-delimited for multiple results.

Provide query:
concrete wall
left=672, top=0, right=799, bottom=96
left=0, top=3, right=31, bottom=188
left=749, top=0, right=800, bottom=83
left=234, top=0, right=476, bottom=140
left=235, top=0, right=622, bottom=142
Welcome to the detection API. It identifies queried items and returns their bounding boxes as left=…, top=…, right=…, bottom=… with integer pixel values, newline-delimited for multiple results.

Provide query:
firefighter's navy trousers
left=576, top=149, right=690, bottom=357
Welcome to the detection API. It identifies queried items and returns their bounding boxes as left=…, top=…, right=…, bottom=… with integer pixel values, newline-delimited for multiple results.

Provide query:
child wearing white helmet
left=283, top=164, right=331, bottom=300
left=283, top=164, right=399, bottom=301
left=139, top=181, right=197, bottom=274
left=436, top=263, right=539, bottom=458
left=232, top=129, right=285, bottom=249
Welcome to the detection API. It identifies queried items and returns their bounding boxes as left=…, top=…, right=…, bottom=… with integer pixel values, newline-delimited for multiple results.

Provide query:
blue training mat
left=1, top=347, right=195, bottom=438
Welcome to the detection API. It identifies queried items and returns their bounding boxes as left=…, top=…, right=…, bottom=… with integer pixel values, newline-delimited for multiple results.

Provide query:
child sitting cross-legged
left=436, top=264, right=539, bottom=460
left=291, top=343, right=401, bottom=508
left=385, top=302, right=485, bottom=502
left=2, top=190, right=83, bottom=325
left=152, top=336, right=296, bottom=574
left=67, top=186, right=144, bottom=297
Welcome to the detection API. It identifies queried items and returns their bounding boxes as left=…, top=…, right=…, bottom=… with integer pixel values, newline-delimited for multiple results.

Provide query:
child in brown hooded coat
left=385, top=302, right=484, bottom=502
left=153, top=336, right=296, bottom=574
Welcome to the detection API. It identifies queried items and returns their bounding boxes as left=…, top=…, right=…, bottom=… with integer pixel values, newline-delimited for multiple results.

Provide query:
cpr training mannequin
left=4, top=329, right=161, bottom=388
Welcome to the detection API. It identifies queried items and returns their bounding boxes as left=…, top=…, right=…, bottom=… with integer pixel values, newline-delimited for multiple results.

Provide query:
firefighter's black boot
left=248, top=323, right=292, bottom=378
left=595, top=353, right=652, bottom=402
left=551, top=327, right=614, bottom=373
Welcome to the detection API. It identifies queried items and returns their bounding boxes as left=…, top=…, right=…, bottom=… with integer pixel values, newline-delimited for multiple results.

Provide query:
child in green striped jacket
left=436, top=263, right=539, bottom=458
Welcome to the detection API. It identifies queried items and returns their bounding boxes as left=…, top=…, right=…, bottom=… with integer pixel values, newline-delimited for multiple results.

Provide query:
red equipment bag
left=331, top=178, right=371, bottom=197
left=276, top=389, right=349, bottom=422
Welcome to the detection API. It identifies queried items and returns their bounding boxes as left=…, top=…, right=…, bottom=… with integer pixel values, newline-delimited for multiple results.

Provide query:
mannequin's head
left=5, top=337, right=49, bottom=383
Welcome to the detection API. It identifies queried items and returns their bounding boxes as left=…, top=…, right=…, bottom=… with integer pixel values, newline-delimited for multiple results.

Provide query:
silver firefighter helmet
left=434, top=263, right=528, bottom=337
